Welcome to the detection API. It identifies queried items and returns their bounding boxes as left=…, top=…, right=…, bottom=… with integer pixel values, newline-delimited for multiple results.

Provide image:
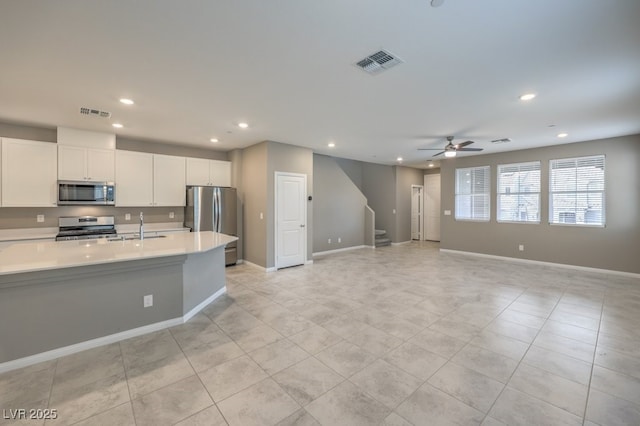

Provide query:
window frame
left=549, top=154, right=606, bottom=227
left=496, top=161, right=541, bottom=224
left=455, top=165, right=491, bottom=222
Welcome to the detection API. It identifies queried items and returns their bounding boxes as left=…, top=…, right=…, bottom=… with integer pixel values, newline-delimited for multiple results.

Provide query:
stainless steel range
left=55, top=216, right=117, bottom=241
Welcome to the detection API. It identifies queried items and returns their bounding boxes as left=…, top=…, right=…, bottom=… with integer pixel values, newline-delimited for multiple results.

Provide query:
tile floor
left=2, top=242, right=640, bottom=425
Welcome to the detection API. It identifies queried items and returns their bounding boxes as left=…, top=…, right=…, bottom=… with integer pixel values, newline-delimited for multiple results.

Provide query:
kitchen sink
left=108, top=235, right=167, bottom=241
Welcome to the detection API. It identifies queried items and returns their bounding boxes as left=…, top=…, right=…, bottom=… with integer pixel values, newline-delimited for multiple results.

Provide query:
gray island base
left=0, top=231, right=237, bottom=371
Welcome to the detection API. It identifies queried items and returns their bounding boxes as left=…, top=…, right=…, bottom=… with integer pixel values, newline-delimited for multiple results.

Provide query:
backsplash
left=0, top=206, right=184, bottom=229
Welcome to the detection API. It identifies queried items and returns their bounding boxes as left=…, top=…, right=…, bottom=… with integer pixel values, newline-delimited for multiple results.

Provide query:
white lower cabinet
left=1, top=138, right=57, bottom=207
left=115, top=150, right=186, bottom=207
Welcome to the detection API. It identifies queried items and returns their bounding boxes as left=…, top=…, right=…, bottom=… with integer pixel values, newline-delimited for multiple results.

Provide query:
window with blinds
left=497, top=161, right=541, bottom=223
left=455, top=166, right=490, bottom=221
left=549, top=155, right=605, bottom=226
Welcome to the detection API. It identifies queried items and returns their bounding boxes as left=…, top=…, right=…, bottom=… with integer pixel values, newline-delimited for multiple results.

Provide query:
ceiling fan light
left=444, top=151, right=456, bottom=158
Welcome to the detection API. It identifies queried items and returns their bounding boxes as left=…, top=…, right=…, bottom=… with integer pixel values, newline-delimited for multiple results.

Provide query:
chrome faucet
left=139, top=211, right=144, bottom=240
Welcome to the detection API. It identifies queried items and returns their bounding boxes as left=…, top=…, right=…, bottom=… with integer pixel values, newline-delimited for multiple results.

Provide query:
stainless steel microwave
left=58, top=181, right=115, bottom=205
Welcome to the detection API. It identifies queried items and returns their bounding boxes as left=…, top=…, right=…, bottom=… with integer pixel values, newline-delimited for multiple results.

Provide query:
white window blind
left=455, top=166, right=490, bottom=221
left=549, top=155, right=605, bottom=226
left=497, top=161, right=541, bottom=223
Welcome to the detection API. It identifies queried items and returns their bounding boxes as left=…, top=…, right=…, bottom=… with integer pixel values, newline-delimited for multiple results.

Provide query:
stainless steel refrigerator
left=185, top=186, right=238, bottom=265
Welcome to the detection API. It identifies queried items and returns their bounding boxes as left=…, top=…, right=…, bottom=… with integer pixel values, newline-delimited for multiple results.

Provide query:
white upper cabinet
left=186, top=157, right=231, bottom=187
left=1, top=138, right=57, bottom=207
left=153, top=154, right=185, bottom=206
left=115, top=150, right=154, bottom=206
left=58, top=145, right=115, bottom=182
left=115, top=150, right=186, bottom=207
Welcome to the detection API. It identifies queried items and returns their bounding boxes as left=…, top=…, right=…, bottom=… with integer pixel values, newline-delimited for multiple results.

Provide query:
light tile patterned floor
left=2, top=241, right=640, bottom=425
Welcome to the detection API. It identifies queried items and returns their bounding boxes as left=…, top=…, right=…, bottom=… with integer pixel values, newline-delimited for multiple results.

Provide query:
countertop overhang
left=0, top=231, right=237, bottom=276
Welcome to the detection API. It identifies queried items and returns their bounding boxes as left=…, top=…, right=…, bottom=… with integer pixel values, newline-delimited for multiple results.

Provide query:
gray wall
left=239, top=142, right=268, bottom=267
left=0, top=121, right=56, bottom=143
left=395, top=166, right=425, bottom=243
left=440, top=134, right=640, bottom=274
left=228, top=149, right=244, bottom=261
left=334, top=157, right=364, bottom=191
left=0, top=206, right=183, bottom=230
left=361, top=163, right=397, bottom=241
left=117, top=137, right=228, bottom=160
left=266, top=141, right=314, bottom=268
left=313, top=154, right=367, bottom=253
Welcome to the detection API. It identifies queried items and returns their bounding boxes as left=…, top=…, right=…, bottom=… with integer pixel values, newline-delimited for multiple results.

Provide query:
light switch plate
left=125, top=213, right=131, bottom=221
left=444, top=210, right=452, bottom=216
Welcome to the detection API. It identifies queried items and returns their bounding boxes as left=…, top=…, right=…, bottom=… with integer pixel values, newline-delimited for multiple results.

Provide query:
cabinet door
left=87, top=148, right=115, bottom=182
left=2, top=138, right=57, bottom=207
left=153, top=154, right=186, bottom=206
left=186, top=157, right=211, bottom=185
left=209, top=160, right=231, bottom=187
left=58, top=145, right=87, bottom=180
left=115, top=150, right=153, bottom=206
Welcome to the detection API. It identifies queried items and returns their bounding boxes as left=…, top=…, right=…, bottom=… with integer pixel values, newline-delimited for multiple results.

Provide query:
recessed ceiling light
left=397, top=157, right=403, bottom=162
left=428, top=163, right=434, bottom=167
left=210, top=138, right=219, bottom=143
left=112, top=123, right=123, bottom=128
left=238, top=122, right=249, bottom=129
left=519, top=93, right=536, bottom=101
left=328, top=142, right=335, bottom=148
left=444, top=151, right=457, bottom=158
left=557, top=132, right=568, bottom=138
left=119, top=98, right=134, bottom=105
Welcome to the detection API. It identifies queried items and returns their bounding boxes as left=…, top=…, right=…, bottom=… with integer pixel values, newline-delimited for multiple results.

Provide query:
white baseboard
left=313, top=245, right=366, bottom=257
left=391, top=240, right=411, bottom=246
left=440, top=249, right=640, bottom=278
left=0, top=317, right=182, bottom=374
left=183, top=286, right=226, bottom=323
left=0, top=287, right=228, bottom=374
left=236, top=259, right=244, bottom=264
left=242, top=260, right=268, bottom=271
left=305, top=259, right=314, bottom=265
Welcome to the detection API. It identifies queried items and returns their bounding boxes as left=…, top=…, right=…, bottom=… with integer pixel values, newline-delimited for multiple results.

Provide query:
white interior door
left=276, top=172, right=306, bottom=269
left=411, top=185, right=423, bottom=240
left=425, top=174, right=441, bottom=241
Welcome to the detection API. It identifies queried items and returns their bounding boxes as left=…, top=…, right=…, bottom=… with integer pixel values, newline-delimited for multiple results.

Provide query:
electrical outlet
left=169, top=211, right=175, bottom=219
left=519, top=244, right=524, bottom=251
left=260, top=212, right=264, bottom=220
left=338, top=237, right=341, bottom=243
left=125, top=213, right=131, bottom=221
left=36, top=214, right=45, bottom=223
left=392, top=209, right=396, bottom=214
left=328, top=238, right=332, bottom=244
left=143, top=294, right=153, bottom=308
left=444, top=210, right=452, bottom=216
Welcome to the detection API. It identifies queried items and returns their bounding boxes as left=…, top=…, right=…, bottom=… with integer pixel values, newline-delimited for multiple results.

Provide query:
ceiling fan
left=418, top=136, right=483, bottom=158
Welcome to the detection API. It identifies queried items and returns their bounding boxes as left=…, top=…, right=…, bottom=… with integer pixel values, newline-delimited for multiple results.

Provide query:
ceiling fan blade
left=457, top=148, right=483, bottom=151
left=432, top=151, right=445, bottom=157
left=418, top=148, right=446, bottom=150
left=454, top=140, right=474, bottom=148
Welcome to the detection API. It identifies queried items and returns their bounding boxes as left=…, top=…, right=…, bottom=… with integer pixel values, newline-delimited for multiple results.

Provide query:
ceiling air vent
left=80, top=107, right=111, bottom=119
left=491, top=138, right=512, bottom=144
left=355, top=50, right=403, bottom=75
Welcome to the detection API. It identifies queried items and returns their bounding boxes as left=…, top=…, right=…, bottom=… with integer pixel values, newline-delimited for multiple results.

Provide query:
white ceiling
left=1, top=0, right=639, bottom=168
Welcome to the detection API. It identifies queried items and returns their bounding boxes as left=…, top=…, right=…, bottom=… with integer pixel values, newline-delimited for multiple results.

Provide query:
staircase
left=375, top=229, right=391, bottom=247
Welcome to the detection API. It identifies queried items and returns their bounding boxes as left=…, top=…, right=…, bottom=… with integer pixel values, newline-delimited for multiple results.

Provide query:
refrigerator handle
left=215, top=188, right=221, bottom=233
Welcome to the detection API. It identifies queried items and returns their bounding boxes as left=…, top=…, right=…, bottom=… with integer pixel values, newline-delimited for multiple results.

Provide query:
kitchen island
left=0, top=231, right=237, bottom=370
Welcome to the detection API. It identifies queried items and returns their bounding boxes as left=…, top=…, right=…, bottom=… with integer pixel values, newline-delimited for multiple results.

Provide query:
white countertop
left=0, top=231, right=237, bottom=276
